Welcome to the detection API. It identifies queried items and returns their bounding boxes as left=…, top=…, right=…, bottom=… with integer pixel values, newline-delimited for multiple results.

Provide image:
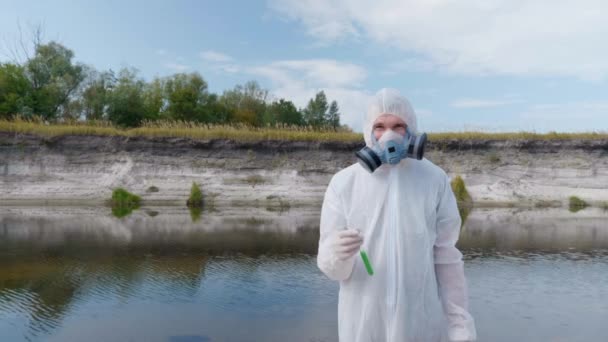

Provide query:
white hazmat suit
left=317, top=88, right=477, bottom=342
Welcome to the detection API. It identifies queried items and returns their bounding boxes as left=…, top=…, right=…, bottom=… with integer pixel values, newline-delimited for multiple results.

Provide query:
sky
left=1, top=0, right=608, bottom=133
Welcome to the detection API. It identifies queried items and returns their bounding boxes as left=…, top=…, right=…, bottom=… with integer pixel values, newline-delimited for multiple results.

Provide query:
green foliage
left=25, top=42, right=85, bottom=120
left=110, top=187, right=141, bottom=218
left=106, top=68, right=147, bottom=127
left=451, top=175, right=472, bottom=205
left=111, top=187, right=141, bottom=206
left=268, top=99, right=303, bottom=126
left=187, top=182, right=204, bottom=207
left=568, top=196, right=588, bottom=213
left=143, top=77, right=165, bottom=121
left=326, top=100, right=341, bottom=130
left=0, top=63, right=32, bottom=119
left=221, top=80, right=268, bottom=126
left=303, top=90, right=329, bottom=127
left=80, top=70, right=115, bottom=121
left=146, top=186, right=159, bottom=193
left=0, top=38, right=346, bottom=129
left=199, top=93, right=233, bottom=124
left=163, top=72, right=208, bottom=121
left=450, top=175, right=473, bottom=226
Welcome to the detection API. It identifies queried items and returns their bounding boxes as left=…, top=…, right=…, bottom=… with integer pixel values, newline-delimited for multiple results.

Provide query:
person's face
left=372, top=114, right=407, bottom=141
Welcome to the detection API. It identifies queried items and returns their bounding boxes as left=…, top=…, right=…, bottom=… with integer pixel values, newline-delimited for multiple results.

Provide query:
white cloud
left=250, top=59, right=367, bottom=87
left=156, top=49, right=167, bottom=56
left=164, top=62, right=190, bottom=72
left=200, top=50, right=240, bottom=73
left=268, top=0, right=608, bottom=80
left=200, top=50, right=234, bottom=63
left=451, top=98, right=520, bottom=109
left=247, top=59, right=371, bottom=131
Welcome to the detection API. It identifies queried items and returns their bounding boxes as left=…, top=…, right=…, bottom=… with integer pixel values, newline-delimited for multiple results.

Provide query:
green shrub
left=110, top=188, right=141, bottom=218
left=450, top=175, right=473, bottom=226
left=451, top=175, right=472, bottom=205
left=111, top=188, right=141, bottom=206
left=187, top=182, right=204, bottom=207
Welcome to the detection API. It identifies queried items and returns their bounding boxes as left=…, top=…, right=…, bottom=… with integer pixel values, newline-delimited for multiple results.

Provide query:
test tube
left=360, top=250, right=374, bottom=276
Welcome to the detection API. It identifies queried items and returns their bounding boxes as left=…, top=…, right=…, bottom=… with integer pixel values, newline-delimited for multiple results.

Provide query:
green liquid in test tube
left=360, top=250, right=374, bottom=276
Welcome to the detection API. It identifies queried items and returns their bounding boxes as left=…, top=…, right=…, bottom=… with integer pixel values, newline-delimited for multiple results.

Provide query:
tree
left=24, top=41, right=85, bottom=120
left=143, top=77, right=165, bottom=121
left=106, top=68, right=146, bottom=127
left=79, top=69, right=115, bottom=121
left=0, top=63, right=32, bottom=119
left=163, top=72, right=208, bottom=121
left=326, top=100, right=340, bottom=130
left=267, top=99, right=302, bottom=126
left=199, top=93, right=233, bottom=124
left=303, top=90, right=328, bottom=128
left=221, top=80, right=268, bottom=125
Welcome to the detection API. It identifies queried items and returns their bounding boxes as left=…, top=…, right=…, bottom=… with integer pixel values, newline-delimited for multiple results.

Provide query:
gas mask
left=355, top=127, right=427, bottom=173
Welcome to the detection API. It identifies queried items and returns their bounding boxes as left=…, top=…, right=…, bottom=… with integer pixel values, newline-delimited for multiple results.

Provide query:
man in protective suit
left=317, top=88, right=477, bottom=342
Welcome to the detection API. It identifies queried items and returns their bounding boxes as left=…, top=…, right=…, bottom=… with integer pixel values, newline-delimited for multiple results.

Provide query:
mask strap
left=405, top=126, right=413, bottom=141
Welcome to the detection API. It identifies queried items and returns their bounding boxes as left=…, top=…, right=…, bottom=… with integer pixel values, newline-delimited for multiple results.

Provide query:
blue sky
left=1, top=0, right=607, bottom=133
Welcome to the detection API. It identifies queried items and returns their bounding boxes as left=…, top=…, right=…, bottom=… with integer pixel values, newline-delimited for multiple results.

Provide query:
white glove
left=330, top=229, right=364, bottom=261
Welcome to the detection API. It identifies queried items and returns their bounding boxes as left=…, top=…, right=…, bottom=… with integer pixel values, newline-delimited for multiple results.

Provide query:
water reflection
left=0, top=206, right=321, bottom=256
left=459, top=207, right=608, bottom=251
left=2, top=206, right=608, bottom=253
left=0, top=206, right=607, bottom=341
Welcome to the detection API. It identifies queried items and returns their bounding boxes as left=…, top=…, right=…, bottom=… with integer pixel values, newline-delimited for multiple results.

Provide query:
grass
left=450, top=175, right=473, bottom=226
left=2, top=118, right=608, bottom=142
left=568, top=196, right=589, bottom=212
left=187, top=182, right=204, bottom=207
left=0, top=118, right=361, bottom=142
left=451, top=175, right=472, bottom=205
left=110, top=188, right=141, bottom=218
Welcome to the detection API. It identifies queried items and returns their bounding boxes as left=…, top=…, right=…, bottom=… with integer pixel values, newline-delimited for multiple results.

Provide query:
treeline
left=0, top=40, right=348, bottom=130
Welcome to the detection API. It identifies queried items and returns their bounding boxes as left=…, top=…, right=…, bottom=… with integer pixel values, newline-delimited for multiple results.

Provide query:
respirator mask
left=355, top=127, right=427, bottom=173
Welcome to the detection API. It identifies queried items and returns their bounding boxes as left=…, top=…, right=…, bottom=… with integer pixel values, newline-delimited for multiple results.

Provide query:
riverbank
left=1, top=128, right=608, bottom=209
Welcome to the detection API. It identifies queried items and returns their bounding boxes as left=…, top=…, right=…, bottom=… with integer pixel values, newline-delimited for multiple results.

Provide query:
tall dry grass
left=1, top=117, right=607, bottom=142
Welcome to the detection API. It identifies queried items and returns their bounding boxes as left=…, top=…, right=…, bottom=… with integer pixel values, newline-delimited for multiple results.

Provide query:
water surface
left=1, top=206, right=607, bottom=342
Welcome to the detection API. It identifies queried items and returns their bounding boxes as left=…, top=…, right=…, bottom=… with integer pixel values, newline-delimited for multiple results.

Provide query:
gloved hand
left=330, top=229, right=364, bottom=261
